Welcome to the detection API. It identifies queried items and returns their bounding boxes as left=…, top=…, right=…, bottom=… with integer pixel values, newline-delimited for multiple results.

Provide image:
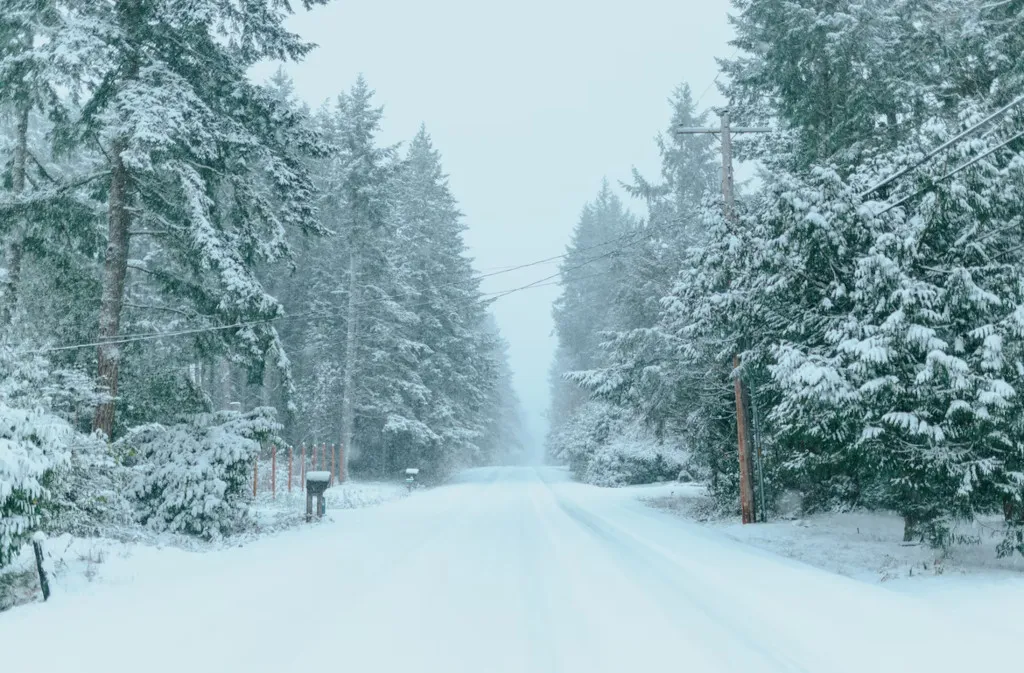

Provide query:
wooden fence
left=252, top=443, right=347, bottom=498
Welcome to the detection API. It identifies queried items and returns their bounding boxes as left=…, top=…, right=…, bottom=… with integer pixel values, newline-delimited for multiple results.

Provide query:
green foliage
left=121, top=408, right=280, bottom=540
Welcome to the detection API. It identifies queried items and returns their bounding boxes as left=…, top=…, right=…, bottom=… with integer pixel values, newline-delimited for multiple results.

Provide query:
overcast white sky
left=262, top=0, right=734, bottom=454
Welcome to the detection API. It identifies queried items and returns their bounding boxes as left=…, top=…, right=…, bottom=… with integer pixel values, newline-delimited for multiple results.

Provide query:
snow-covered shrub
left=122, top=408, right=280, bottom=540
left=584, top=422, right=690, bottom=487
left=0, top=348, right=106, bottom=423
left=550, top=401, right=688, bottom=487
left=43, top=436, right=134, bottom=538
left=0, top=350, right=103, bottom=566
left=0, top=404, right=73, bottom=567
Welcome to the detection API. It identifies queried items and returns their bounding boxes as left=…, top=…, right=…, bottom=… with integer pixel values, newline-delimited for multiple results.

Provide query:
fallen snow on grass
left=642, top=482, right=1024, bottom=580
left=640, top=480, right=1024, bottom=628
left=0, top=480, right=407, bottom=611
left=251, top=480, right=408, bottom=534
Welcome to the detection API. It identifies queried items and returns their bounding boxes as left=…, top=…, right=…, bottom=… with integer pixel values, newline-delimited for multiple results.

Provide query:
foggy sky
left=261, top=0, right=734, bottom=456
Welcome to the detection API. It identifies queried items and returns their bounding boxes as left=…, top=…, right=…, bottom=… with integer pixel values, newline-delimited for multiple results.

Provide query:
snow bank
left=1, top=480, right=407, bottom=611
left=643, top=484, right=1024, bottom=584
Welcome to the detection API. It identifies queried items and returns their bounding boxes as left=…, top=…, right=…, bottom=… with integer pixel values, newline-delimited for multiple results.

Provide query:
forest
left=547, top=0, right=1024, bottom=556
left=0, top=1, right=525, bottom=563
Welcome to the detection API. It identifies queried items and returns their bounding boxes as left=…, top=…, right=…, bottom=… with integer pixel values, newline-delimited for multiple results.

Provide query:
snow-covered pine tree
left=565, top=85, right=718, bottom=485
left=388, top=126, right=495, bottom=475
left=548, top=181, right=635, bottom=435
left=721, top=0, right=979, bottom=170
left=845, top=108, right=1024, bottom=546
left=323, top=77, right=423, bottom=478
left=579, top=84, right=718, bottom=433
left=0, top=2, right=104, bottom=340
left=0, top=348, right=108, bottom=565
left=33, top=0, right=328, bottom=437
left=545, top=180, right=694, bottom=483
left=478, top=315, right=528, bottom=466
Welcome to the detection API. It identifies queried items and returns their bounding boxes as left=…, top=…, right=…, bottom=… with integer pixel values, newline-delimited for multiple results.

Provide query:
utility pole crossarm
left=676, top=127, right=771, bottom=135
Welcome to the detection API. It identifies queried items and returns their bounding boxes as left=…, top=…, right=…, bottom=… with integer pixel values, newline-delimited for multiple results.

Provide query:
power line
left=484, top=222, right=665, bottom=301
left=62, top=217, right=666, bottom=349
left=485, top=255, right=616, bottom=301
left=483, top=269, right=619, bottom=296
left=28, top=220, right=665, bottom=355
left=859, top=93, right=1024, bottom=200
left=876, top=127, right=1024, bottom=216
left=694, top=47, right=739, bottom=107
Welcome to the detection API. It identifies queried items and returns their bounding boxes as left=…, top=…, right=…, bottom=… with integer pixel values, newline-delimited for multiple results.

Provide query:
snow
left=1, top=480, right=407, bottom=610
left=1, top=467, right=1020, bottom=672
left=644, top=481, right=1024, bottom=581
left=305, top=470, right=331, bottom=482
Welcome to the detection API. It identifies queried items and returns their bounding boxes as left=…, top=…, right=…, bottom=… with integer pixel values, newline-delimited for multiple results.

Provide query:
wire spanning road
left=0, top=467, right=1008, bottom=672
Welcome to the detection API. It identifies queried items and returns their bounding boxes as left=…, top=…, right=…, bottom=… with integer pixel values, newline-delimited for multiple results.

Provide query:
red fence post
left=253, top=456, right=258, bottom=498
left=318, top=443, right=323, bottom=471
left=331, top=443, right=336, bottom=486
left=271, top=445, right=277, bottom=499
left=288, top=446, right=293, bottom=493
left=301, top=444, right=306, bottom=492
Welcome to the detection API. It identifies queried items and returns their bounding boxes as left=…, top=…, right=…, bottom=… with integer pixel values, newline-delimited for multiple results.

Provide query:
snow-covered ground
left=1, top=467, right=1021, bottom=672
left=641, top=480, right=1024, bottom=638
left=641, top=481, right=1024, bottom=578
left=0, top=480, right=406, bottom=610
left=250, top=478, right=408, bottom=533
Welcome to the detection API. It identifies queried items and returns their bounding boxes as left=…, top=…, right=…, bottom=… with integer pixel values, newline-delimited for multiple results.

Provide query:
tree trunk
left=903, top=513, right=919, bottom=542
left=1, top=100, right=30, bottom=328
left=340, top=251, right=359, bottom=477
left=93, top=139, right=132, bottom=437
left=1004, top=497, right=1019, bottom=524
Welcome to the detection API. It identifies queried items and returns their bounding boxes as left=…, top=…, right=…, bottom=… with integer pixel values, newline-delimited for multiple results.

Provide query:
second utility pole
left=678, top=109, right=769, bottom=524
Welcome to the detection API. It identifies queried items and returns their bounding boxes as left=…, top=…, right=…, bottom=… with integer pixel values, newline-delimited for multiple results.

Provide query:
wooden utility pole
left=678, top=110, right=769, bottom=524
left=733, top=355, right=755, bottom=523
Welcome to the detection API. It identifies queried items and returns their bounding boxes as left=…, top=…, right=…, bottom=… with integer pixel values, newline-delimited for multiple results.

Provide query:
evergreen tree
left=548, top=181, right=635, bottom=432
left=721, top=0, right=980, bottom=169
left=389, top=126, right=494, bottom=475
left=478, top=315, right=528, bottom=466
left=560, top=85, right=719, bottom=485
left=324, top=77, right=415, bottom=477
left=33, top=0, right=328, bottom=436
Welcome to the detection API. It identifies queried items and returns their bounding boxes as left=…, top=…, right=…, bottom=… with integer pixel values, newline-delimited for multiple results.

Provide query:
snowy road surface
left=1, top=467, right=1013, bottom=672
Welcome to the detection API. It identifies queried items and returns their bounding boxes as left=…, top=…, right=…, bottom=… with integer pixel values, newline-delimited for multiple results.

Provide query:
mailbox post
left=405, top=467, right=419, bottom=492
left=306, top=471, right=331, bottom=521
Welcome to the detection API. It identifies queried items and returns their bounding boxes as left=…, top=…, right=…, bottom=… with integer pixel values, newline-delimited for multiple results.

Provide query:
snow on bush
left=121, top=408, right=280, bottom=540
left=0, top=403, right=73, bottom=567
left=550, top=401, right=689, bottom=487
left=43, top=436, right=134, bottom=539
left=0, top=349, right=106, bottom=567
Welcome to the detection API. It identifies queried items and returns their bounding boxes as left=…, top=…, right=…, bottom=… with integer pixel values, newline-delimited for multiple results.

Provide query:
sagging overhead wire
left=875, top=128, right=1024, bottom=216
left=861, top=93, right=1024, bottom=202
left=28, top=218, right=668, bottom=355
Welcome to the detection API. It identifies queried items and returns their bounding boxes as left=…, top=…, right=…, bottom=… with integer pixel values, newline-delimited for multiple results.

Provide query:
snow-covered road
left=1, top=467, right=1013, bottom=672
